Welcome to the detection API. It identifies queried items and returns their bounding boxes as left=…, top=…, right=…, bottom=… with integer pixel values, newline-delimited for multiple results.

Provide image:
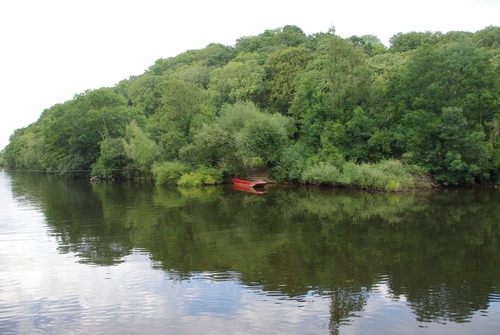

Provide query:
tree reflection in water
left=8, top=172, right=500, bottom=330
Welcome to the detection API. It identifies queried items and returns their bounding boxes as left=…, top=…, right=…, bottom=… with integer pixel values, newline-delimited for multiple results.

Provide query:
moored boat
left=231, top=178, right=267, bottom=188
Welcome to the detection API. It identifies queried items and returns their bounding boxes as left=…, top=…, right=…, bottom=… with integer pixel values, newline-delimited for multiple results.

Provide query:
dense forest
left=2, top=25, right=500, bottom=190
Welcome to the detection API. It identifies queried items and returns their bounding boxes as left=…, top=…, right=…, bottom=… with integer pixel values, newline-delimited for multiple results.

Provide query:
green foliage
left=322, top=107, right=376, bottom=162
left=128, top=74, right=163, bottom=116
left=248, top=157, right=265, bottom=169
left=147, top=77, right=215, bottom=159
left=176, top=172, right=204, bottom=187
left=307, top=142, right=345, bottom=167
left=290, top=31, right=374, bottom=157
left=473, top=26, right=500, bottom=49
left=349, top=34, right=387, bottom=56
left=324, top=33, right=373, bottom=124
left=265, top=47, right=309, bottom=113
left=5, top=25, right=500, bottom=186
left=152, top=161, right=189, bottom=185
left=389, top=39, right=499, bottom=122
left=177, top=165, right=222, bottom=187
left=389, top=31, right=440, bottom=53
left=234, top=25, right=306, bottom=56
left=175, top=64, right=213, bottom=89
left=123, top=121, right=160, bottom=175
left=208, top=53, right=266, bottom=107
left=91, top=138, right=134, bottom=179
left=300, top=162, right=340, bottom=185
left=148, top=44, right=235, bottom=76
left=301, top=159, right=420, bottom=191
left=404, top=107, right=491, bottom=185
left=184, top=101, right=293, bottom=174
left=234, top=111, right=291, bottom=166
left=269, top=142, right=312, bottom=181
left=3, top=127, right=44, bottom=170
left=4, top=88, right=138, bottom=175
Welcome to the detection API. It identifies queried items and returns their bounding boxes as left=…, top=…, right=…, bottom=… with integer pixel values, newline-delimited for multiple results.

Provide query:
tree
left=234, top=26, right=306, bottom=55
left=181, top=102, right=293, bottom=173
left=208, top=53, right=267, bottom=107
left=389, top=39, right=499, bottom=127
left=39, top=88, right=136, bottom=173
left=265, top=47, right=308, bottom=114
left=389, top=31, right=440, bottom=53
left=123, top=121, right=161, bottom=175
left=290, top=31, right=373, bottom=154
left=147, top=77, right=215, bottom=159
left=324, top=30, right=373, bottom=124
left=3, top=127, right=43, bottom=170
left=128, top=74, right=164, bottom=116
left=91, top=137, right=135, bottom=179
left=349, top=34, right=386, bottom=56
left=404, top=107, right=490, bottom=184
left=473, top=26, right=500, bottom=49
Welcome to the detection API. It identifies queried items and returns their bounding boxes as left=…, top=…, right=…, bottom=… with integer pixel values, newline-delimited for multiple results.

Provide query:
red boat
left=231, top=178, right=267, bottom=188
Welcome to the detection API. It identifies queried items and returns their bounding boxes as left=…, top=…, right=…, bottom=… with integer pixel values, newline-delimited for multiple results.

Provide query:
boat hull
left=232, top=178, right=267, bottom=188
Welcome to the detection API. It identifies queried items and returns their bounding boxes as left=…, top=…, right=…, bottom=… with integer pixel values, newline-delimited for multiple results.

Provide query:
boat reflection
left=232, top=184, right=267, bottom=194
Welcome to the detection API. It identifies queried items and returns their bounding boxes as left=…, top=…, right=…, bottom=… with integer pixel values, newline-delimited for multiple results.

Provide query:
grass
left=300, top=159, right=435, bottom=192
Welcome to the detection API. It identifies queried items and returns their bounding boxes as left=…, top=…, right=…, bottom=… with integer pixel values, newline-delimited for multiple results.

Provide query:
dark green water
left=1, top=170, right=499, bottom=334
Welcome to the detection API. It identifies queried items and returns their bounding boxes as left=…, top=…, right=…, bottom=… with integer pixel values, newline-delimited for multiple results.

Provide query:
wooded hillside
left=3, top=25, right=500, bottom=189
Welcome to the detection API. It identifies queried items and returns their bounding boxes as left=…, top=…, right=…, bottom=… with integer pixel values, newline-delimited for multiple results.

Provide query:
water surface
left=1, top=170, right=499, bottom=334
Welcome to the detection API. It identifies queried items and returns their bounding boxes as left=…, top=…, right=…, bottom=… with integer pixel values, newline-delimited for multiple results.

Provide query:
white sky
left=0, top=0, right=499, bottom=150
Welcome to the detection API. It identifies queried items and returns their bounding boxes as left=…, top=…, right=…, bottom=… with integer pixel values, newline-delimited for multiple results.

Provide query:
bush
left=152, top=161, right=189, bottom=185
left=123, top=121, right=160, bottom=174
left=177, top=172, right=204, bottom=187
left=299, top=159, right=429, bottom=191
left=384, top=179, right=401, bottom=192
left=336, top=161, right=360, bottom=186
left=358, top=163, right=386, bottom=188
left=91, top=138, right=136, bottom=179
left=177, top=166, right=222, bottom=187
left=376, top=159, right=415, bottom=190
left=271, top=143, right=310, bottom=181
left=300, top=163, right=340, bottom=185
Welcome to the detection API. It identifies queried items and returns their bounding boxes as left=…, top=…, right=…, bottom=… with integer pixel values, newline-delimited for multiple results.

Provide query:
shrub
left=123, top=121, right=160, bottom=174
left=311, top=159, right=428, bottom=192
left=91, top=138, right=135, bottom=179
left=384, top=179, right=401, bottom=192
left=177, top=166, right=222, bottom=187
left=177, top=172, right=204, bottom=187
left=152, top=161, right=189, bottom=185
left=360, top=163, right=385, bottom=188
left=198, top=166, right=223, bottom=185
left=300, top=163, right=340, bottom=185
left=271, top=145, right=308, bottom=181
left=336, top=161, right=361, bottom=186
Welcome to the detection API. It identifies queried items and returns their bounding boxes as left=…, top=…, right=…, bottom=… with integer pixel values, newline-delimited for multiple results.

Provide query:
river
left=1, top=170, right=499, bottom=334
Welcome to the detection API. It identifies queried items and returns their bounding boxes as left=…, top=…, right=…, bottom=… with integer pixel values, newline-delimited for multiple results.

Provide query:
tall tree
left=208, top=53, right=267, bottom=107
left=128, top=74, right=164, bottom=116
left=290, top=30, right=373, bottom=153
left=147, top=77, right=215, bottom=159
left=389, top=31, right=440, bottom=53
left=265, top=47, right=308, bottom=114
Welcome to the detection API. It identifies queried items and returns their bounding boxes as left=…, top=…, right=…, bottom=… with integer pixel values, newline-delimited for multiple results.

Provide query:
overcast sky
left=1, top=0, right=498, bottom=150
